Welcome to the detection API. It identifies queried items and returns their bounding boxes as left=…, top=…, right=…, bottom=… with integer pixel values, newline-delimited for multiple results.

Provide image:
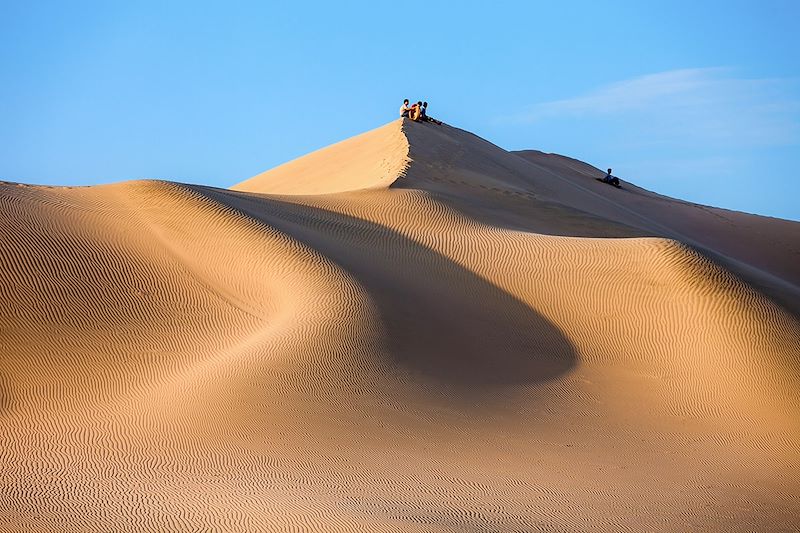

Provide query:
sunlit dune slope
left=2, top=118, right=799, bottom=532
left=232, top=121, right=410, bottom=195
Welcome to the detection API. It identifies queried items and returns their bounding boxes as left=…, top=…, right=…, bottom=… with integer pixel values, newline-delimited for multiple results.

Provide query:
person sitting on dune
left=399, top=99, right=411, bottom=118
left=602, top=168, right=620, bottom=186
left=420, top=102, right=442, bottom=125
left=408, top=101, right=423, bottom=121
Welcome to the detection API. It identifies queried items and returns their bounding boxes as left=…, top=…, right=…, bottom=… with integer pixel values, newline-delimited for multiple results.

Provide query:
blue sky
left=1, top=0, right=798, bottom=220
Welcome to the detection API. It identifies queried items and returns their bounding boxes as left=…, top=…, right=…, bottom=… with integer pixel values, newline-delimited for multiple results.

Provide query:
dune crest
left=2, top=119, right=800, bottom=531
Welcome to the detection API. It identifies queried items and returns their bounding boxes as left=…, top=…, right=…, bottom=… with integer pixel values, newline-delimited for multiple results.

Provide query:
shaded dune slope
left=515, top=149, right=800, bottom=309
left=2, top=119, right=800, bottom=532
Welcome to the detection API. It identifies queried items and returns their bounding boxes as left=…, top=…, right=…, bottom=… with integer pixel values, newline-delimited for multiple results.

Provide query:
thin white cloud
left=509, top=68, right=800, bottom=147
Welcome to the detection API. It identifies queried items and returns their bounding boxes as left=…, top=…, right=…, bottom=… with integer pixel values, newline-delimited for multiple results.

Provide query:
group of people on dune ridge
left=399, top=99, right=442, bottom=125
left=398, top=99, right=624, bottom=189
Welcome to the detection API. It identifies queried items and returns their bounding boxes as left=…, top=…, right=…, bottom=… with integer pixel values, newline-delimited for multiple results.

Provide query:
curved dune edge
left=2, top=119, right=800, bottom=531
left=231, top=120, right=410, bottom=195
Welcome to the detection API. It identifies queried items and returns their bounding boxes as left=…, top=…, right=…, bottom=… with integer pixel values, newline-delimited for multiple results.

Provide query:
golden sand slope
left=2, top=119, right=799, bottom=532
left=233, top=121, right=410, bottom=195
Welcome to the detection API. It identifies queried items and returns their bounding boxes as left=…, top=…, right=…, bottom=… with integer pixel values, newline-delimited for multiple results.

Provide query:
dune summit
left=2, top=118, right=799, bottom=532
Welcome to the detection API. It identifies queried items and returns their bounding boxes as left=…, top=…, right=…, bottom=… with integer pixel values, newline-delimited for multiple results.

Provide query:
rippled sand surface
left=2, top=119, right=799, bottom=531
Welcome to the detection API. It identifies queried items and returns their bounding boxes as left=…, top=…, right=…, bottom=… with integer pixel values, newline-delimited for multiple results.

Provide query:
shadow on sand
left=189, top=186, right=578, bottom=392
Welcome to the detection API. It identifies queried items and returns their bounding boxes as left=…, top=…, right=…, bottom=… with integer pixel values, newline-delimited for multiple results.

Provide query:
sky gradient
left=2, top=0, right=798, bottom=220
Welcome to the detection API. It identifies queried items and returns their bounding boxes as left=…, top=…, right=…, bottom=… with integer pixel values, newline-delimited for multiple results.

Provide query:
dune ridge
left=1, top=118, right=799, bottom=532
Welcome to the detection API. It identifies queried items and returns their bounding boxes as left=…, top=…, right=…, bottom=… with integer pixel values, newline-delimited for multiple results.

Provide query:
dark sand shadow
left=191, top=186, right=578, bottom=391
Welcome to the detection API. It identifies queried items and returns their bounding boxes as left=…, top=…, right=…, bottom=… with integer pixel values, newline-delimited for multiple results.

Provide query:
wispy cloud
left=508, top=68, right=800, bottom=147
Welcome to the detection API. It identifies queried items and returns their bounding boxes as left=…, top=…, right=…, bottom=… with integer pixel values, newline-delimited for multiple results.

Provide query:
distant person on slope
left=602, top=168, right=620, bottom=187
left=400, top=99, right=411, bottom=118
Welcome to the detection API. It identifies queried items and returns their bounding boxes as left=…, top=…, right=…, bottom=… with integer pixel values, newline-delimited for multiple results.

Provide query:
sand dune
left=2, top=118, right=799, bottom=531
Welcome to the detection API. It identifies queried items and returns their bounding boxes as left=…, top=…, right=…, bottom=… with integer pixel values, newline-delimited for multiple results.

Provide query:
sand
left=2, top=118, right=799, bottom=532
